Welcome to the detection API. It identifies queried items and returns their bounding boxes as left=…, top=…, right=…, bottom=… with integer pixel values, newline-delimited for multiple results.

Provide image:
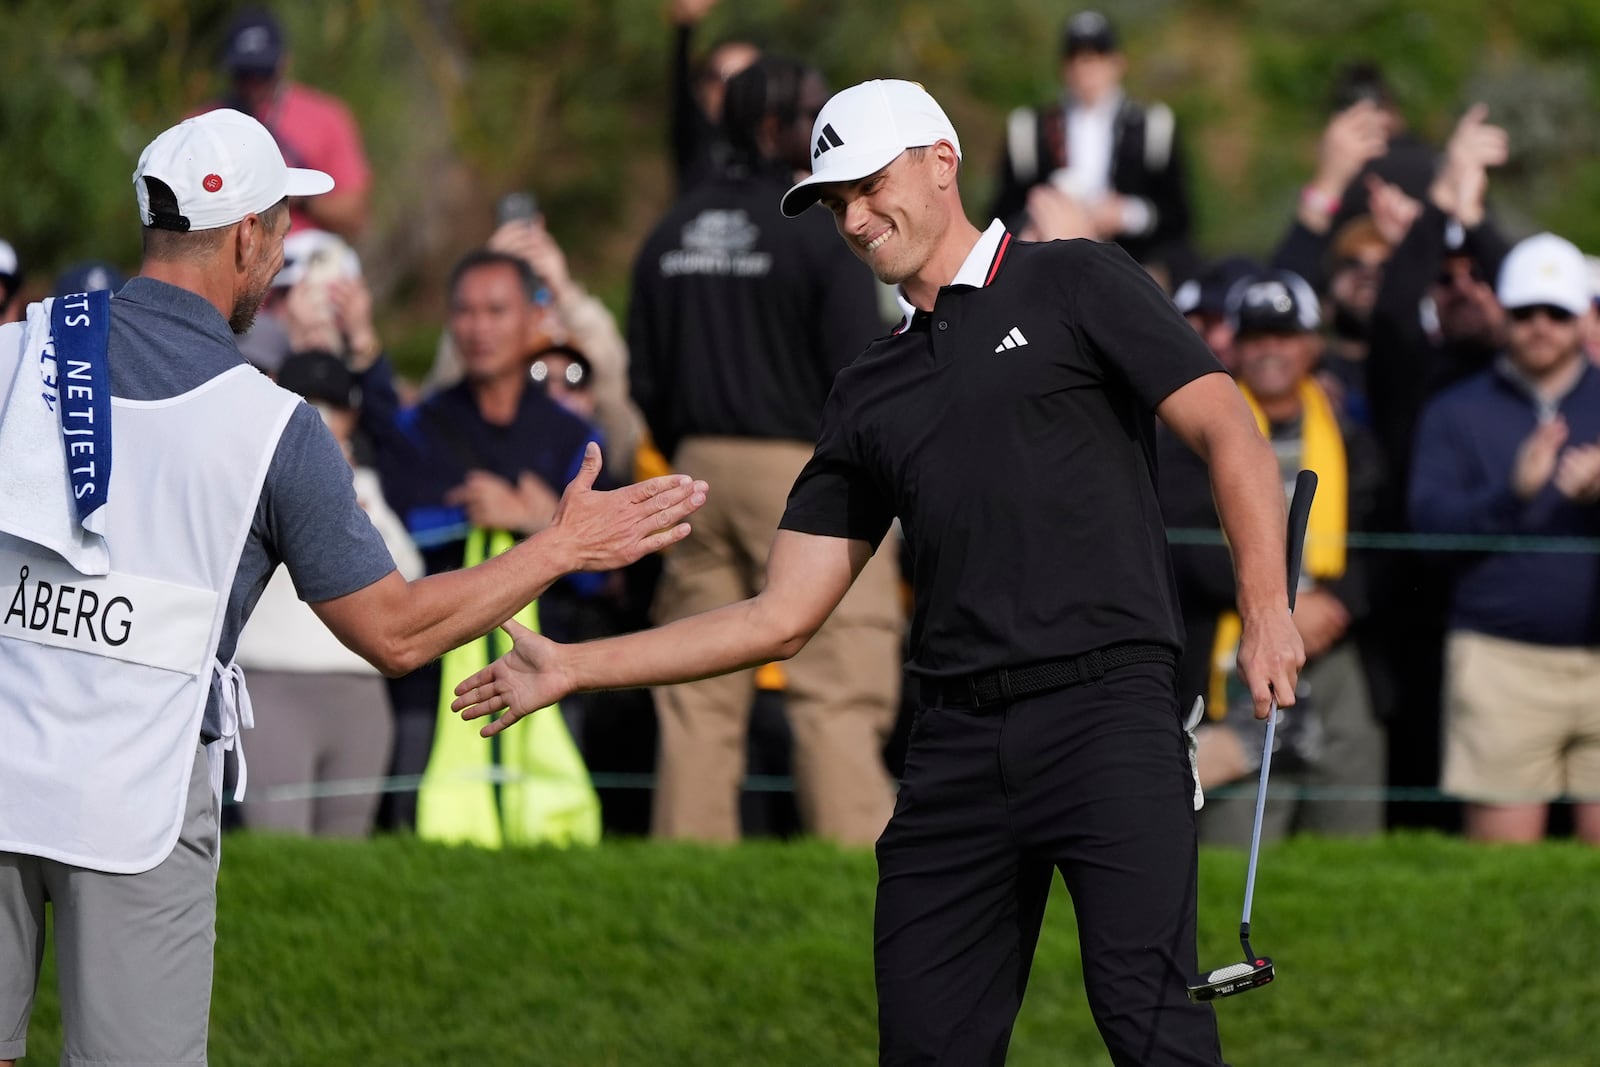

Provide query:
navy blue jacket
left=356, top=356, right=599, bottom=566
left=1409, top=360, right=1600, bottom=646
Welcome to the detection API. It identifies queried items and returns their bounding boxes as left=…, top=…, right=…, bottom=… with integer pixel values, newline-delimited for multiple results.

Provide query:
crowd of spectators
left=7, top=4, right=1600, bottom=846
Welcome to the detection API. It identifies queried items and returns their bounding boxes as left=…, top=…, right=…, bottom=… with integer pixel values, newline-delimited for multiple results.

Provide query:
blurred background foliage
left=5, top=0, right=1600, bottom=372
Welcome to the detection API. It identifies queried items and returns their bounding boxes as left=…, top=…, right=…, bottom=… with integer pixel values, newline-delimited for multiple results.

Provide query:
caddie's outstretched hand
left=552, top=441, right=708, bottom=570
left=452, top=619, right=571, bottom=737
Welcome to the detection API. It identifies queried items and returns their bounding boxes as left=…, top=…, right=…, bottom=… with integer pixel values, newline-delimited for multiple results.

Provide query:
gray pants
left=1, top=744, right=217, bottom=1066
left=1200, top=641, right=1386, bottom=845
left=237, top=670, right=393, bottom=837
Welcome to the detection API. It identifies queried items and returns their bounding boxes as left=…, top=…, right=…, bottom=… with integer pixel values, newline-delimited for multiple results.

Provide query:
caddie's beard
left=230, top=278, right=271, bottom=335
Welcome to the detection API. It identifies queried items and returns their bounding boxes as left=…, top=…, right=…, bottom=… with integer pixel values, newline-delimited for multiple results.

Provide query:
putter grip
left=1284, top=470, right=1318, bottom=614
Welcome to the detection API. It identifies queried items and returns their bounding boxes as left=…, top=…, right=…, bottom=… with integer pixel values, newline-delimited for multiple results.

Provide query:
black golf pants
left=874, top=661, right=1225, bottom=1066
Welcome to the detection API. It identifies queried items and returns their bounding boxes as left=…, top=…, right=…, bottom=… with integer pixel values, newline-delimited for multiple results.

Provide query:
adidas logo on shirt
left=994, top=326, right=1029, bottom=353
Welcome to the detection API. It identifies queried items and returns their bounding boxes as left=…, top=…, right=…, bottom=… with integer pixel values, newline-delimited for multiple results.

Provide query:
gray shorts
left=1, top=742, right=218, bottom=1066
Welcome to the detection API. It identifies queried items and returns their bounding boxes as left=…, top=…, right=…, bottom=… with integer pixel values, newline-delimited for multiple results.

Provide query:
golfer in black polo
left=453, top=79, right=1305, bottom=1066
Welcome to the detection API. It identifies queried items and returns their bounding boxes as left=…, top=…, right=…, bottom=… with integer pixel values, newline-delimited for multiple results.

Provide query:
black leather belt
left=918, top=644, right=1176, bottom=710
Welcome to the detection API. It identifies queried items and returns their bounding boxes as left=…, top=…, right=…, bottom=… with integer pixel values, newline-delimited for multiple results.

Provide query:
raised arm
left=1157, top=371, right=1305, bottom=716
left=311, top=443, right=706, bottom=676
left=452, top=528, right=872, bottom=736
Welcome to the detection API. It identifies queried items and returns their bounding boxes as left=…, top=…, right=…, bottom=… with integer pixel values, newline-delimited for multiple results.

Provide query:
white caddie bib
left=0, top=349, right=298, bottom=874
left=1, top=551, right=217, bottom=675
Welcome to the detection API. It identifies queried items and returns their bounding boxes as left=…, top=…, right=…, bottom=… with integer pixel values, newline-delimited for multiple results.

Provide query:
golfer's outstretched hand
left=452, top=619, right=572, bottom=737
left=552, top=442, right=708, bottom=570
left=1237, top=608, right=1306, bottom=720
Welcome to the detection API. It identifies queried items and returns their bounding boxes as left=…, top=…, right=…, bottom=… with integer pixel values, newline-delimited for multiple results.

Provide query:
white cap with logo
left=780, top=79, right=961, bottom=218
left=1497, top=232, right=1591, bottom=317
left=133, top=108, right=334, bottom=232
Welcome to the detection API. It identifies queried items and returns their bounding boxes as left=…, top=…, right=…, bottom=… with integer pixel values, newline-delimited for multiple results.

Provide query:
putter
left=1187, top=469, right=1317, bottom=1002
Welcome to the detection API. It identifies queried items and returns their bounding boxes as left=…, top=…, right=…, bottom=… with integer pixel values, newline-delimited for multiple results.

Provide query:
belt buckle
left=996, top=667, right=1014, bottom=704
left=965, top=673, right=981, bottom=709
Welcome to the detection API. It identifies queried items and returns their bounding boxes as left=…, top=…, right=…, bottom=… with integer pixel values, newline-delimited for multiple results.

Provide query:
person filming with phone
left=421, top=193, right=646, bottom=480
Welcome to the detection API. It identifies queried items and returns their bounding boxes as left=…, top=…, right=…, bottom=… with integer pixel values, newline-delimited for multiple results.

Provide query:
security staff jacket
left=780, top=222, right=1223, bottom=681
left=990, top=94, right=1191, bottom=269
left=627, top=162, right=885, bottom=459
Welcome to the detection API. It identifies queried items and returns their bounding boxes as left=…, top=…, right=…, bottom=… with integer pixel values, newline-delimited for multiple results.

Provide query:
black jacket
left=627, top=164, right=885, bottom=459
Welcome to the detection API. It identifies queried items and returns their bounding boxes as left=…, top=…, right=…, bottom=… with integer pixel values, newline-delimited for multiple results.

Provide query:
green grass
left=19, top=833, right=1600, bottom=1065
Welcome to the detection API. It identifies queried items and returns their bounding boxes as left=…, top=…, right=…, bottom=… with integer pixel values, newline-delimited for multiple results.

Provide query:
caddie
left=0, top=109, right=706, bottom=1067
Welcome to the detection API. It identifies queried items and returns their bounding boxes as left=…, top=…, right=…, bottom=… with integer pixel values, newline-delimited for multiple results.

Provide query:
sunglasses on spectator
left=1508, top=304, right=1577, bottom=324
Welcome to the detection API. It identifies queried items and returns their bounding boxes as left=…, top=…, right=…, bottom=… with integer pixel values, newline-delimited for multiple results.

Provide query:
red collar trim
left=983, top=232, right=1013, bottom=287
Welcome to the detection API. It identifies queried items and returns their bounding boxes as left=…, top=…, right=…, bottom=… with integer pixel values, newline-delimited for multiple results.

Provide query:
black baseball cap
left=1226, top=269, right=1322, bottom=337
left=223, top=7, right=285, bottom=74
left=1174, top=255, right=1260, bottom=318
left=277, top=351, right=359, bottom=409
left=1061, top=11, right=1118, bottom=57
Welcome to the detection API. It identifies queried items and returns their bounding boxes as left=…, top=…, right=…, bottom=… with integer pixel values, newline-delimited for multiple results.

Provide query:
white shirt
left=1061, top=90, right=1120, bottom=203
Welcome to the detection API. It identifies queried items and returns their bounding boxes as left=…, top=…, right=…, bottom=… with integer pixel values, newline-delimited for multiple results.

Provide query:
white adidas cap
left=1497, top=232, right=1591, bottom=317
left=133, top=108, right=334, bottom=232
left=780, top=79, right=961, bottom=218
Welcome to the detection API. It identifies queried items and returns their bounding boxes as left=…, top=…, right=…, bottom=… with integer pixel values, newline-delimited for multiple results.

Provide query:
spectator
left=1172, top=254, right=1259, bottom=372
left=669, top=0, right=760, bottom=192
left=236, top=227, right=360, bottom=374
left=0, top=239, right=23, bottom=325
left=1410, top=233, right=1600, bottom=844
left=1271, top=96, right=1389, bottom=292
left=1163, top=254, right=1259, bottom=780
left=350, top=250, right=606, bottom=846
left=531, top=343, right=595, bottom=420
left=487, top=218, right=646, bottom=474
left=627, top=57, right=902, bottom=845
left=235, top=351, right=424, bottom=837
left=52, top=261, right=127, bottom=298
left=1360, top=104, right=1511, bottom=827
left=1324, top=61, right=1439, bottom=232
left=423, top=217, right=646, bottom=479
left=1315, top=215, right=1394, bottom=425
left=1167, top=270, right=1389, bottom=843
left=1584, top=255, right=1600, bottom=366
left=207, top=6, right=372, bottom=238
left=989, top=9, right=1193, bottom=279
left=1367, top=104, right=1511, bottom=492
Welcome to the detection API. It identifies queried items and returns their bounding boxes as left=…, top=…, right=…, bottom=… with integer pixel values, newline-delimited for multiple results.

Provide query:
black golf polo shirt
left=780, top=222, right=1225, bottom=680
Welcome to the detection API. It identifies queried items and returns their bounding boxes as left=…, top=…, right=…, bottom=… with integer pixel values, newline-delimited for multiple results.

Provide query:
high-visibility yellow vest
left=416, top=528, right=601, bottom=848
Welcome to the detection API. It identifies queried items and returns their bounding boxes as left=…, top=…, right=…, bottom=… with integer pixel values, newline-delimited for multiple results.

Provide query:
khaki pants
left=1443, top=630, right=1600, bottom=802
left=651, top=437, right=904, bottom=844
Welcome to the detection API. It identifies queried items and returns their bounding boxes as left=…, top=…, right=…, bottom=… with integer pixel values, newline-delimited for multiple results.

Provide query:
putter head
left=1186, top=956, right=1275, bottom=1002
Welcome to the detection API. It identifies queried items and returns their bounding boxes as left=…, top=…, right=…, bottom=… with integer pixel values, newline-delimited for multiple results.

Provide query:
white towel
left=0, top=299, right=111, bottom=575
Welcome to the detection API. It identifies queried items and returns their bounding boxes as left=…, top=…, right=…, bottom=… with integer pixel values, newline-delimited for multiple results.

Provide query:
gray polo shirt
left=109, top=278, right=395, bottom=740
